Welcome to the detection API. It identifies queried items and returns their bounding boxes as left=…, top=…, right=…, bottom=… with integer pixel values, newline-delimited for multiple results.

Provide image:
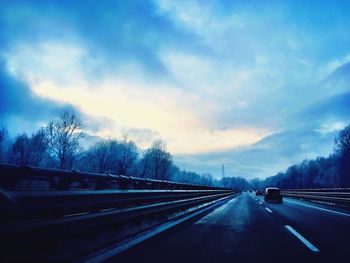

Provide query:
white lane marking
left=63, top=212, right=89, bottom=218
left=286, top=199, right=350, bottom=217
left=0, top=189, right=18, bottom=205
left=100, top=208, right=115, bottom=212
left=258, top=201, right=263, bottom=205
left=285, top=225, right=319, bottom=253
left=265, top=207, right=272, bottom=213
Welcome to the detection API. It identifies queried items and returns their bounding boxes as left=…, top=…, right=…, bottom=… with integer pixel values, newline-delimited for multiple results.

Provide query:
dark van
left=264, top=187, right=283, bottom=203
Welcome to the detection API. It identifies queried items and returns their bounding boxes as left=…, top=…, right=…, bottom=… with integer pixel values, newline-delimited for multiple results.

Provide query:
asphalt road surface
left=111, top=192, right=350, bottom=263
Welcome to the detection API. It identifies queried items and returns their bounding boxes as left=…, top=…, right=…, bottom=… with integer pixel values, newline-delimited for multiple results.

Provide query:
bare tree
left=80, top=139, right=138, bottom=175
left=8, top=129, right=47, bottom=166
left=141, top=140, right=172, bottom=180
left=29, top=129, right=47, bottom=166
left=45, top=112, right=83, bottom=169
left=335, top=124, right=350, bottom=186
left=335, top=124, right=350, bottom=155
left=80, top=140, right=115, bottom=173
left=8, top=133, right=30, bottom=166
left=0, top=126, right=8, bottom=162
left=91, top=141, right=113, bottom=173
left=116, top=139, right=138, bottom=176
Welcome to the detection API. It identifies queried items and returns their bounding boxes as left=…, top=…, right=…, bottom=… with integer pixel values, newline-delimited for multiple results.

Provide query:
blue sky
left=1, top=0, right=350, bottom=179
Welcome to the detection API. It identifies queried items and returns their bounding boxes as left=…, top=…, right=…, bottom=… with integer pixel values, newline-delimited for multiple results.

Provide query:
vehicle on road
left=264, top=187, right=283, bottom=203
left=255, top=190, right=263, bottom=196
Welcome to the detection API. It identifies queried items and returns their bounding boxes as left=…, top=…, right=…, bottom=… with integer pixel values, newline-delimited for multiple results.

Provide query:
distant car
left=249, top=190, right=252, bottom=193
left=264, top=187, right=283, bottom=203
left=255, top=190, right=263, bottom=196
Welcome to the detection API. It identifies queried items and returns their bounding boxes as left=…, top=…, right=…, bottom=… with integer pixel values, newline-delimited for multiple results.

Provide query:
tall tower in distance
left=222, top=164, right=225, bottom=177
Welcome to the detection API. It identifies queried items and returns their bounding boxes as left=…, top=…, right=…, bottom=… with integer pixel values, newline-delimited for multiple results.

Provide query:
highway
left=112, top=192, right=350, bottom=263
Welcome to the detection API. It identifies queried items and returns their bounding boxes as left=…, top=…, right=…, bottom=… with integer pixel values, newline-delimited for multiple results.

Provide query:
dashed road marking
left=100, top=208, right=115, bottom=212
left=258, top=201, right=263, bottom=205
left=265, top=207, right=272, bottom=213
left=285, top=225, right=319, bottom=253
left=63, top=212, right=89, bottom=218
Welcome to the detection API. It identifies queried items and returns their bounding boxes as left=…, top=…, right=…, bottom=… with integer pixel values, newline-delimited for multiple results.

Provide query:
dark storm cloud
left=0, top=0, right=200, bottom=78
left=0, top=0, right=199, bottom=133
left=0, top=58, right=75, bottom=132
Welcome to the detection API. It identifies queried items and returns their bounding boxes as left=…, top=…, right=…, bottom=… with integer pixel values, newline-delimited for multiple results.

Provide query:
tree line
left=2, top=112, right=348, bottom=189
left=250, top=124, right=350, bottom=189
left=0, top=111, right=246, bottom=188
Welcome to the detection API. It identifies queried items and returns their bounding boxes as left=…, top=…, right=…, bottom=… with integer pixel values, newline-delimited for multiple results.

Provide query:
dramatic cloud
left=0, top=58, right=76, bottom=135
left=1, top=0, right=350, bottom=178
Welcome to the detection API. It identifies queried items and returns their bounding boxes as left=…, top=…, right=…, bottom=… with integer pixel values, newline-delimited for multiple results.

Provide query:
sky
left=1, top=0, right=350, bottom=179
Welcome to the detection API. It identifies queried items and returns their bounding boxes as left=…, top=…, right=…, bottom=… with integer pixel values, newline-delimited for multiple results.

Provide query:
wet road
left=112, top=192, right=350, bottom=263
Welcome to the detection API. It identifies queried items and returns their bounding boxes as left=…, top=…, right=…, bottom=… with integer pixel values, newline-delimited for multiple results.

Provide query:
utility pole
left=222, top=164, right=225, bottom=177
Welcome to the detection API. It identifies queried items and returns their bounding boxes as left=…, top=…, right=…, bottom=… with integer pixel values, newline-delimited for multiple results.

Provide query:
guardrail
left=1, top=189, right=235, bottom=223
left=0, top=163, right=238, bottom=262
left=0, top=163, right=226, bottom=191
left=281, top=188, right=350, bottom=207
